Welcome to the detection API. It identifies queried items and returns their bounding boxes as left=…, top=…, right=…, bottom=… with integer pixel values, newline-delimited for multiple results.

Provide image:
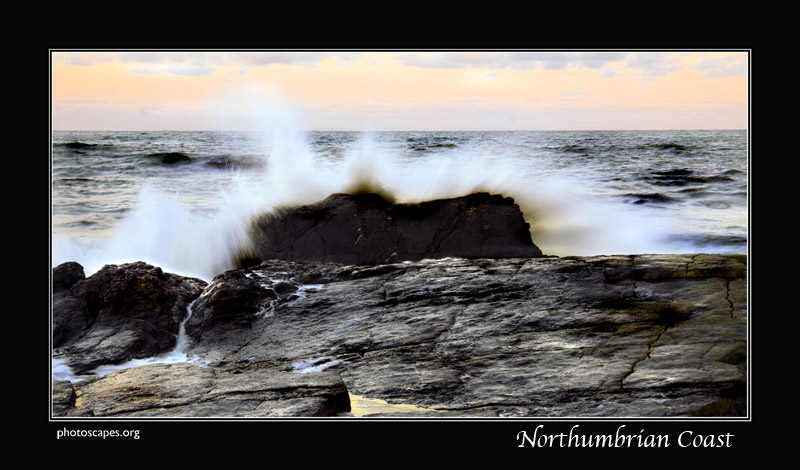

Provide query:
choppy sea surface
left=51, top=129, right=748, bottom=281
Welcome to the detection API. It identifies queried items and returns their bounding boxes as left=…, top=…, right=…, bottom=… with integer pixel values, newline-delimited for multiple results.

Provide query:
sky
left=50, top=50, right=749, bottom=131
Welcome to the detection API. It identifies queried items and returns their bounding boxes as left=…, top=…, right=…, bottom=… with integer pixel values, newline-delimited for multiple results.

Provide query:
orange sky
left=51, top=51, right=749, bottom=131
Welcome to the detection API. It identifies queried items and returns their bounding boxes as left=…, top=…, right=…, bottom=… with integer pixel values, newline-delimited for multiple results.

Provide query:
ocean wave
left=721, top=169, right=744, bottom=176
left=645, top=168, right=732, bottom=186
left=652, top=168, right=693, bottom=177
left=703, top=174, right=736, bottom=183
left=204, top=157, right=262, bottom=170
left=624, top=193, right=678, bottom=205
left=665, top=233, right=747, bottom=248
left=409, top=142, right=459, bottom=152
left=701, top=200, right=732, bottom=209
left=558, top=144, right=590, bottom=154
left=676, top=186, right=709, bottom=194
left=57, top=177, right=95, bottom=184
left=654, top=142, right=692, bottom=152
left=638, top=142, right=695, bottom=153
left=406, top=136, right=461, bottom=152
left=545, top=140, right=699, bottom=156
left=145, top=152, right=192, bottom=165
left=55, top=141, right=98, bottom=149
left=55, top=219, right=98, bottom=228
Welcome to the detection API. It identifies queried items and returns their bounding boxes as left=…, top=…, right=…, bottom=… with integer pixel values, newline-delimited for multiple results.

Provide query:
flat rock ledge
left=52, top=363, right=350, bottom=418
left=52, top=253, right=747, bottom=418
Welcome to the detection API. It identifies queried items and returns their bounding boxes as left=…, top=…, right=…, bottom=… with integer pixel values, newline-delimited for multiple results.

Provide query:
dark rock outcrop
left=183, top=269, right=296, bottom=342
left=244, top=192, right=542, bottom=266
left=53, top=254, right=748, bottom=418
left=52, top=262, right=207, bottom=374
left=52, top=262, right=93, bottom=348
left=184, top=270, right=273, bottom=332
left=53, top=261, right=86, bottom=292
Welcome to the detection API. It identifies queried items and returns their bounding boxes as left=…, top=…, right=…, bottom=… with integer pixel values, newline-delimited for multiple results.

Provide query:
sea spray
left=62, top=134, right=678, bottom=278
left=341, top=133, right=400, bottom=203
left=69, top=183, right=255, bottom=281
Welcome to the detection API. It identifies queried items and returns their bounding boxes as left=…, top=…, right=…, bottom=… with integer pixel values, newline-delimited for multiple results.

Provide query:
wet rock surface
left=52, top=261, right=206, bottom=375
left=52, top=254, right=747, bottom=418
left=244, top=192, right=543, bottom=266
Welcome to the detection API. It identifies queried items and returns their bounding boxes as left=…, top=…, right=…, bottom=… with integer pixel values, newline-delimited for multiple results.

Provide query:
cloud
left=332, top=53, right=364, bottom=65
left=623, top=52, right=748, bottom=79
left=602, top=66, right=618, bottom=78
left=624, top=52, right=687, bottom=77
left=114, top=51, right=341, bottom=76
left=690, top=54, right=747, bottom=78
left=225, top=52, right=333, bottom=66
left=116, top=52, right=211, bottom=64
left=117, top=52, right=220, bottom=76
left=126, top=64, right=217, bottom=76
left=396, top=51, right=629, bottom=71
left=56, top=98, right=108, bottom=104
left=561, top=91, right=586, bottom=96
left=52, top=52, right=114, bottom=66
left=396, top=51, right=747, bottom=80
left=526, top=52, right=628, bottom=70
left=118, top=51, right=340, bottom=67
left=481, top=70, right=501, bottom=79
left=395, top=52, right=490, bottom=69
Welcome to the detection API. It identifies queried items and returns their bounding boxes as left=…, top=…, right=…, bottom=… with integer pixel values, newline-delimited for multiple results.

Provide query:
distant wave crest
left=645, top=168, right=734, bottom=186
left=146, top=152, right=192, bottom=165
left=56, top=141, right=97, bottom=149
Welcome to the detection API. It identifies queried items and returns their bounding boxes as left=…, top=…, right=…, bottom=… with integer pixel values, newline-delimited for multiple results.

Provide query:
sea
left=51, top=129, right=748, bottom=283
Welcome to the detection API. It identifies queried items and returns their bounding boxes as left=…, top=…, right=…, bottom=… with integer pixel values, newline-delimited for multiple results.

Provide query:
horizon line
left=51, top=128, right=748, bottom=133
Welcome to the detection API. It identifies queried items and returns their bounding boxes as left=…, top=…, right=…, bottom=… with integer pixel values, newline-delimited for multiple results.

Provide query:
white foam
left=89, top=353, right=199, bottom=378
left=173, top=299, right=196, bottom=355
left=285, top=284, right=323, bottom=307
left=259, top=299, right=277, bottom=318
left=52, top=357, right=92, bottom=383
left=291, top=356, right=344, bottom=374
